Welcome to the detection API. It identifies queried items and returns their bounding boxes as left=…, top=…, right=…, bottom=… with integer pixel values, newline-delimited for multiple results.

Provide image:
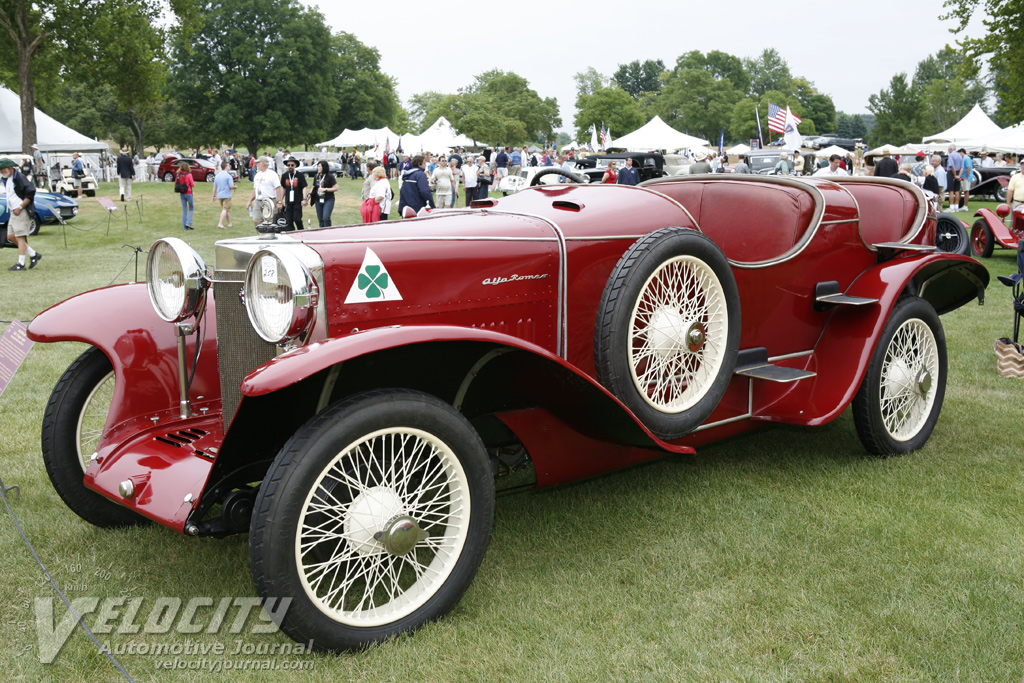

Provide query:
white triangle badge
left=344, top=248, right=403, bottom=303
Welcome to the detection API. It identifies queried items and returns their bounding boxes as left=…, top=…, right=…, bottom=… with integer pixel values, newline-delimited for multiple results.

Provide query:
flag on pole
left=768, top=103, right=801, bottom=134
left=599, top=123, right=610, bottom=151
left=383, top=136, right=390, bottom=158
left=590, top=124, right=599, bottom=152
left=783, top=107, right=803, bottom=150
left=718, top=128, right=724, bottom=156
left=755, top=107, right=764, bottom=147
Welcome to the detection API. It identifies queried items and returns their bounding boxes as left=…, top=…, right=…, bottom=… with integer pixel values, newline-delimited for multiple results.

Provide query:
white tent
left=560, top=141, right=580, bottom=151
left=726, top=143, right=750, bottom=155
left=610, top=116, right=710, bottom=151
left=922, top=104, right=1003, bottom=143
left=317, top=126, right=399, bottom=149
left=416, top=117, right=475, bottom=152
left=814, top=145, right=852, bottom=157
left=0, top=86, right=107, bottom=153
left=947, top=120, right=1024, bottom=154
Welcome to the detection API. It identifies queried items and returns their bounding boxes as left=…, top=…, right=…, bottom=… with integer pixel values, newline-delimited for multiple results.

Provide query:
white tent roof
left=947, top=120, right=1024, bottom=154
left=610, top=116, right=710, bottom=151
left=318, top=126, right=399, bottom=149
left=814, top=145, right=852, bottom=157
left=416, top=117, right=475, bottom=152
left=726, top=143, right=750, bottom=155
left=0, top=86, right=108, bottom=153
left=922, top=104, right=1003, bottom=143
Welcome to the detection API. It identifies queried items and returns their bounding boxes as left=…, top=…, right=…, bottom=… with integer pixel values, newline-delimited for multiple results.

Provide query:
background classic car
left=28, top=175, right=987, bottom=651
left=0, top=191, right=79, bottom=247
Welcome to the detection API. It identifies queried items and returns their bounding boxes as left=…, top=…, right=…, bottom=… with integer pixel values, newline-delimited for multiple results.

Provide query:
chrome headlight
left=244, top=246, right=319, bottom=344
left=146, top=238, right=209, bottom=323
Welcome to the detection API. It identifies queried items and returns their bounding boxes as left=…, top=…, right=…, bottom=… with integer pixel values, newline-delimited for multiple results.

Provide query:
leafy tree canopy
left=745, top=48, right=793, bottom=98
left=675, top=50, right=750, bottom=95
left=166, top=0, right=337, bottom=155
left=868, top=73, right=927, bottom=146
left=657, top=67, right=741, bottom=142
left=328, top=32, right=406, bottom=136
left=573, top=86, right=644, bottom=144
left=573, top=67, right=607, bottom=98
left=612, top=59, right=665, bottom=100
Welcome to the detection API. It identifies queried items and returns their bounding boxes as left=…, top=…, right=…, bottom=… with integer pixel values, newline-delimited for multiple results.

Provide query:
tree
left=730, top=98, right=759, bottom=142
left=328, top=32, right=405, bottom=136
left=675, top=50, right=750, bottom=95
left=912, top=47, right=989, bottom=132
left=793, top=78, right=836, bottom=134
left=166, top=0, right=337, bottom=155
left=0, top=0, right=193, bottom=154
left=657, top=68, right=740, bottom=142
left=867, top=73, right=927, bottom=146
left=745, top=48, right=793, bottom=98
left=573, top=67, right=607, bottom=97
left=943, top=0, right=1024, bottom=123
left=612, top=59, right=665, bottom=100
left=408, top=91, right=451, bottom=133
left=444, top=70, right=560, bottom=146
left=573, top=86, right=644, bottom=144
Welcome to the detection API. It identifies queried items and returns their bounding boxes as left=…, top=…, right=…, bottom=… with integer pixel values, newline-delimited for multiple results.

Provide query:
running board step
left=734, top=348, right=816, bottom=383
left=814, top=281, right=878, bottom=310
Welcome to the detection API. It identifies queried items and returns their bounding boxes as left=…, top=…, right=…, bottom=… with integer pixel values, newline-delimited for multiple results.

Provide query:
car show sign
left=0, top=320, right=33, bottom=399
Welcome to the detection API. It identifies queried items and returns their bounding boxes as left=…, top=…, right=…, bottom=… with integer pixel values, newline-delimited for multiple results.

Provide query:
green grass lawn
left=1, top=181, right=1022, bottom=682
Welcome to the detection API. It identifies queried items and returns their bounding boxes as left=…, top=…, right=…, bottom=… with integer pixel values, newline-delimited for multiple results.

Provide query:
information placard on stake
left=0, top=320, right=34, bottom=399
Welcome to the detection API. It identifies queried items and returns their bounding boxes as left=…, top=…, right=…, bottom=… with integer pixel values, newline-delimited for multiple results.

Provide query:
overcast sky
left=302, top=0, right=986, bottom=136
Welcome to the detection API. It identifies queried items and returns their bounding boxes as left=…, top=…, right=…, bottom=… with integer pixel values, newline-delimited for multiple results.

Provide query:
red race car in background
left=28, top=174, right=988, bottom=651
left=970, top=202, right=1023, bottom=258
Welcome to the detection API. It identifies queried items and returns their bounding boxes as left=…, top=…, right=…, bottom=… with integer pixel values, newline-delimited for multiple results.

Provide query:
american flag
left=383, top=136, right=390, bottom=157
left=600, top=124, right=610, bottom=150
left=768, top=103, right=801, bottom=134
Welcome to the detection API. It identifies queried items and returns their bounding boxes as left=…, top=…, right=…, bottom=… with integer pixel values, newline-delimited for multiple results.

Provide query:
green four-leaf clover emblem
left=357, top=265, right=389, bottom=299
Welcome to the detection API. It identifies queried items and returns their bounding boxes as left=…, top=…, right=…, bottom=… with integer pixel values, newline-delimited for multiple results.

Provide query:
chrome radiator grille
left=214, top=271, right=276, bottom=431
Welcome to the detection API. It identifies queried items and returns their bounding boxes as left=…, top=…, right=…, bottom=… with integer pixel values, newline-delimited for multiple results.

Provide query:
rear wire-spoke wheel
left=249, top=389, right=494, bottom=651
left=41, top=346, right=148, bottom=527
left=595, top=228, right=740, bottom=439
left=971, top=219, right=994, bottom=258
left=853, top=297, right=946, bottom=455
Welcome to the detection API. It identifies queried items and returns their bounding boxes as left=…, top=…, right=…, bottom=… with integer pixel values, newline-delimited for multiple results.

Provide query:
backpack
left=174, top=174, right=187, bottom=193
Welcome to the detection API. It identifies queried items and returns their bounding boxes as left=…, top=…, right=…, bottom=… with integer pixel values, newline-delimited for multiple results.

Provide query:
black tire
left=529, top=167, right=587, bottom=186
left=852, top=297, right=946, bottom=455
left=934, top=213, right=968, bottom=255
left=994, top=183, right=1007, bottom=203
left=41, top=347, right=149, bottom=527
left=205, top=173, right=215, bottom=183
left=163, top=171, right=174, bottom=182
left=28, top=214, right=40, bottom=237
left=594, top=228, right=741, bottom=439
left=970, top=218, right=994, bottom=258
left=249, top=389, right=495, bottom=651
left=84, top=189, right=95, bottom=197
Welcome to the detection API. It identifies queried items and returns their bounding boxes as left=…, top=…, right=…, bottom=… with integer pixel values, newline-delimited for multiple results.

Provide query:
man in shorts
left=1, top=157, right=41, bottom=270
left=246, top=156, right=282, bottom=230
left=71, top=152, right=85, bottom=197
left=211, top=161, right=236, bottom=229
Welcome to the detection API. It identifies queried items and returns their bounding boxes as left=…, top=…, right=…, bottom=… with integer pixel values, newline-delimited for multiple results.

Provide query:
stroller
left=995, top=241, right=1024, bottom=378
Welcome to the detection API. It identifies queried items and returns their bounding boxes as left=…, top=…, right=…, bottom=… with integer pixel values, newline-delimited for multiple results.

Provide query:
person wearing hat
left=1, top=157, right=41, bottom=270
left=873, top=147, right=898, bottom=178
left=911, top=151, right=928, bottom=179
left=690, top=152, right=712, bottom=174
left=246, top=156, right=282, bottom=229
left=279, top=156, right=307, bottom=231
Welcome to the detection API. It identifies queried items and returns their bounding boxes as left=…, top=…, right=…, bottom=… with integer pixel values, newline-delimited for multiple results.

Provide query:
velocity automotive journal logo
left=33, top=596, right=299, bottom=664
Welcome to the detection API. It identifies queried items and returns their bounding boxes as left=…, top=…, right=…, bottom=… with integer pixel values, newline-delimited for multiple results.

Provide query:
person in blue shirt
left=71, top=152, right=85, bottom=197
left=509, top=148, right=522, bottom=177
left=958, top=148, right=973, bottom=212
left=617, top=157, right=640, bottom=186
left=397, top=155, right=434, bottom=216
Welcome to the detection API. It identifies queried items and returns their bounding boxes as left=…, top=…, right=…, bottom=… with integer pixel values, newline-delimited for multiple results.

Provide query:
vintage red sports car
left=970, top=202, right=1022, bottom=258
left=28, top=174, right=988, bottom=651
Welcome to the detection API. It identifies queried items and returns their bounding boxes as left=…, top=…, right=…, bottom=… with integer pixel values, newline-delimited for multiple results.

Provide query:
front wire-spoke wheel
left=853, top=297, right=947, bottom=455
left=41, top=346, right=148, bottom=527
left=250, top=389, right=494, bottom=650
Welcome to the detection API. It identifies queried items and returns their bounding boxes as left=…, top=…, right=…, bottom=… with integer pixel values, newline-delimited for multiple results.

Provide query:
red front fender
left=237, top=325, right=694, bottom=455
left=973, top=208, right=1020, bottom=249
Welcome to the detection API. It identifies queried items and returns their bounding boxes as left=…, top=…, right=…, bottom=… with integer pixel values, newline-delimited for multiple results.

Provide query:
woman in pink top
left=177, top=161, right=195, bottom=230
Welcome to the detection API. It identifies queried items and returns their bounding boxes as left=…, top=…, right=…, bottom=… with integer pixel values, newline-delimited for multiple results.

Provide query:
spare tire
left=935, top=212, right=969, bottom=255
left=594, top=228, right=741, bottom=439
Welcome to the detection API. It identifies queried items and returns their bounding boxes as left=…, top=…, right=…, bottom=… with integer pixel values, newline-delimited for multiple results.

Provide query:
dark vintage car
left=0, top=191, right=79, bottom=247
left=28, top=175, right=988, bottom=651
left=971, top=166, right=1013, bottom=202
left=574, top=152, right=666, bottom=183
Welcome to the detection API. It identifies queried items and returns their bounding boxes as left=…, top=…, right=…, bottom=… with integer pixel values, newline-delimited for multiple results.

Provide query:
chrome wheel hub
left=375, top=515, right=428, bottom=556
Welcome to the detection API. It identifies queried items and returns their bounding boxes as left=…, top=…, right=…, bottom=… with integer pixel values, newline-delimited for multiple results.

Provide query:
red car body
left=970, top=203, right=1023, bottom=258
left=157, top=155, right=227, bottom=183
left=28, top=175, right=988, bottom=650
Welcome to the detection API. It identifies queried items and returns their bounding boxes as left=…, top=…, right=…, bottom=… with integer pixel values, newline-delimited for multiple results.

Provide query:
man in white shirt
left=813, top=155, right=850, bottom=177
left=980, top=152, right=995, bottom=168
left=246, top=156, right=283, bottom=229
left=461, top=158, right=478, bottom=207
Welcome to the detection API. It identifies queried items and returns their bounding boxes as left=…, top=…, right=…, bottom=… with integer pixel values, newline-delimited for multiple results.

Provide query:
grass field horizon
left=1, top=179, right=1022, bottom=682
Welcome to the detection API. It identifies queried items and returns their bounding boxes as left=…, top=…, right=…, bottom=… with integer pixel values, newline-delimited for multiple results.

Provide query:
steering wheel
left=529, top=167, right=589, bottom=186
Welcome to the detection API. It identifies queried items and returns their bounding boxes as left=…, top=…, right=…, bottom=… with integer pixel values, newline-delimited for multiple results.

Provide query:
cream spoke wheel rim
left=879, top=318, right=938, bottom=441
left=296, top=427, right=470, bottom=627
left=628, top=255, right=728, bottom=413
left=76, top=370, right=114, bottom=473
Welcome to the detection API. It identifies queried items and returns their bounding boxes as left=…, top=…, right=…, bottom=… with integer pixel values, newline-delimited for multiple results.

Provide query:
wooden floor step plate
left=735, top=363, right=817, bottom=383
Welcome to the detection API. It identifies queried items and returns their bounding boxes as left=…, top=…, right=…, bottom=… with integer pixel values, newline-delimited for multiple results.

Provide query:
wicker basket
left=995, top=338, right=1024, bottom=378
